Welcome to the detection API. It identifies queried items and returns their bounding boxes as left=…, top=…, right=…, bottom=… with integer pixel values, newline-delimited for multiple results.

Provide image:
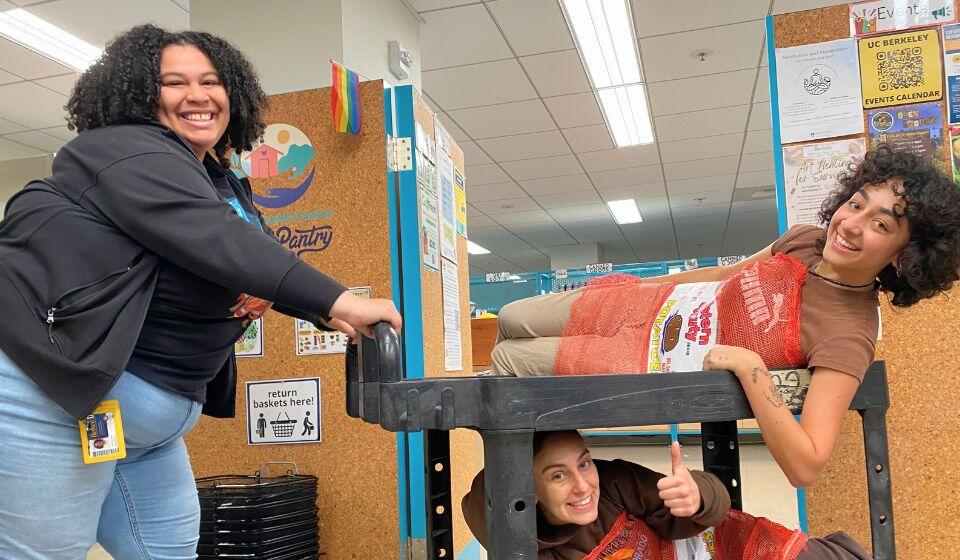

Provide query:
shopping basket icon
left=270, top=412, right=298, bottom=438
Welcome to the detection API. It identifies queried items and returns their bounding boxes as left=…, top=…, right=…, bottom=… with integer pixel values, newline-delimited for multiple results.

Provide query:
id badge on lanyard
left=78, top=400, right=126, bottom=464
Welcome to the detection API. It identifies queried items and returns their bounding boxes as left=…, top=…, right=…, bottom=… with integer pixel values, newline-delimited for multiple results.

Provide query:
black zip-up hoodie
left=0, top=123, right=346, bottom=420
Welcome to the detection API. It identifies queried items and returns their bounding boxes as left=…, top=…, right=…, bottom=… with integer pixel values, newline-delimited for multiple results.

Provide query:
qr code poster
left=859, top=29, right=943, bottom=109
left=295, top=286, right=370, bottom=355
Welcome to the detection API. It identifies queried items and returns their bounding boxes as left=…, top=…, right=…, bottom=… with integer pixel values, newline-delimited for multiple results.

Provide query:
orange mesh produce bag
left=714, top=510, right=809, bottom=560
left=584, top=512, right=677, bottom=560
left=555, top=254, right=808, bottom=375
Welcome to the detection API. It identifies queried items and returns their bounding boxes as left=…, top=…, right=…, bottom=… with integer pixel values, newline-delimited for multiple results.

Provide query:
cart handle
left=257, top=461, right=299, bottom=477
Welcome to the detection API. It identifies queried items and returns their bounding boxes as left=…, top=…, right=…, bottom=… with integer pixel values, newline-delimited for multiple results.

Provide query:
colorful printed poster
left=949, top=125, right=960, bottom=183
left=775, top=39, right=864, bottom=143
left=859, top=29, right=943, bottom=109
left=441, top=259, right=462, bottom=371
left=867, top=102, right=948, bottom=171
left=782, top=138, right=867, bottom=228
left=454, top=168, right=467, bottom=238
left=944, top=24, right=960, bottom=123
left=235, top=318, right=263, bottom=358
left=417, top=151, right=441, bottom=272
left=647, top=283, right=720, bottom=373
left=437, top=150, right=458, bottom=263
left=850, top=0, right=957, bottom=37
left=295, top=287, right=370, bottom=355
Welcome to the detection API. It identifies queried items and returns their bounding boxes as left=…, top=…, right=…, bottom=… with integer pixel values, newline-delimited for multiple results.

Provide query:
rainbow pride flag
left=331, top=62, right=361, bottom=135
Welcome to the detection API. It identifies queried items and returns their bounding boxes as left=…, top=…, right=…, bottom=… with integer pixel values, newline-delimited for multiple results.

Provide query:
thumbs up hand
left=656, top=441, right=702, bottom=518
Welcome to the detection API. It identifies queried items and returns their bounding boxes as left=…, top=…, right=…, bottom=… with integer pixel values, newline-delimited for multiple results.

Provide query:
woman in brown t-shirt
left=490, top=145, right=960, bottom=487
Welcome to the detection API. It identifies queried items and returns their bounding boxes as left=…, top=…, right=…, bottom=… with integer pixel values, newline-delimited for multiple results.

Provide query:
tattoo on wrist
left=750, top=367, right=762, bottom=384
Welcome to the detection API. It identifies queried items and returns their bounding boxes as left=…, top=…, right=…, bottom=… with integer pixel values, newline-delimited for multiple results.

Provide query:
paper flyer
left=782, top=138, right=867, bottom=228
left=949, top=125, right=960, bottom=183
left=775, top=38, right=864, bottom=143
left=944, top=23, right=960, bottom=123
left=866, top=101, right=948, bottom=172
left=235, top=317, right=263, bottom=357
left=417, top=151, right=441, bottom=272
left=859, top=29, right=943, bottom=109
left=441, top=259, right=462, bottom=371
left=437, top=150, right=458, bottom=263
left=454, top=168, right=467, bottom=238
left=295, top=287, right=370, bottom=355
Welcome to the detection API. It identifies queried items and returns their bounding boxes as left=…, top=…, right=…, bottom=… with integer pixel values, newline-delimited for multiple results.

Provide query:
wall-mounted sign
left=246, top=377, right=321, bottom=445
left=851, top=0, right=958, bottom=36
left=859, top=29, right=943, bottom=109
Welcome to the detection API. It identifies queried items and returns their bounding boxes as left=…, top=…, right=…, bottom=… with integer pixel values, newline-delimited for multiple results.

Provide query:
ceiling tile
left=473, top=197, right=541, bottom=214
left=3, top=130, right=65, bottom=152
left=577, top=145, right=660, bottom=172
left=469, top=253, right=521, bottom=273
left=423, top=59, right=536, bottom=110
left=739, top=152, right=775, bottom=172
left=666, top=175, right=736, bottom=195
left=519, top=229, right=577, bottom=247
left=544, top=92, right=604, bottom=128
left=477, top=130, right=571, bottom=162
left=640, top=21, right=766, bottom=82
left=491, top=209, right=554, bottom=225
left=423, top=92, right=443, bottom=113
left=0, top=68, right=19, bottom=86
left=743, top=130, right=773, bottom=153
left=34, top=73, right=79, bottom=96
left=655, top=105, right=750, bottom=143
left=553, top=214, right=616, bottom=228
left=732, top=199, right=777, bottom=213
left=659, top=133, right=744, bottom=164
left=436, top=113, right=470, bottom=141
left=622, top=221, right=677, bottom=240
left=648, top=69, right=757, bottom=116
left=466, top=203, right=483, bottom=217
left=465, top=163, right=511, bottom=185
left=671, top=203, right=730, bottom=219
left=632, top=0, right=770, bottom=37
left=589, top=165, right=663, bottom=189
left=470, top=225, right=511, bottom=238
left=448, top=99, right=556, bottom=139
left=566, top=225, right=624, bottom=243
left=487, top=0, right=574, bottom=56
left=466, top=181, right=526, bottom=202
left=598, top=185, right=669, bottom=206
left=663, top=155, right=740, bottom=181
left=736, top=169, right=776, bottom=188
left=562, top=125, right=614, bottom=153
left=459, top=140, right=492, bottom=165
left=508, top=220, right=563, bottom=234
left=753, top=67, right=770, bottom=102
left=519, top=50, right=591, bottom=97
left=420, top=4, right=513, bottom=70
left=0, top=136, right=44, bottom=159
left=670, top=189, right=733, bottom=208
left=501, top=154, right=583, bottom=180
left=548, top=204, right=611, bottom=221
left=535, top=190, right=602, bottom=209
left=0, top=117, right=28, bottom=135
left=519, top=173, right=594, bottom=196
left=747, top=102, right=772, bottom=131
left=772, top=0, right=850, bottom=15
left=0, top=37, right=72, bottom=79
left=0, top=82, right=67, bottom=128
left=411, top=0, right=476, bottom=10
left=467, top=214, right=499, bottom=228
left=25, top=0, right=188, bottom=47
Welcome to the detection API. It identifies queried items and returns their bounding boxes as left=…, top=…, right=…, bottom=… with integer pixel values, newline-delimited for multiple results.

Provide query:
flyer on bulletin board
left=454, top=168, right=467, bottom=238
left=850, top=0, right=958, bottom=36
left=949, top=125, right=960, bottom=183
left=441, top=259, right=462, bottom=371
left=235, top=317, right=263, bottom=358
left=944, top=23, right=960, bottom=123
left=295, top=287, right=370, bottom=355
left=782, top=138, right=867, bottom=228
left=859, top=29, right=943, bottom=109
left=866, top=102, right=948, bottom=172
left=417, top=151, right=441, bottom=272
left=437, top=150, right=457, bottom=263
left=774, top=38, right=864, bottom=144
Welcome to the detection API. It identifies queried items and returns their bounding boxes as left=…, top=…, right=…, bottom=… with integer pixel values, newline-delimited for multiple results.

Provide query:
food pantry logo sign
left=246, top=377, right=321, bottom=445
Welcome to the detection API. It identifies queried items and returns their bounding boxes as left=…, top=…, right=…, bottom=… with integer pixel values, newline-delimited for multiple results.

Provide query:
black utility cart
left=346, top=324, right=895, bottom=560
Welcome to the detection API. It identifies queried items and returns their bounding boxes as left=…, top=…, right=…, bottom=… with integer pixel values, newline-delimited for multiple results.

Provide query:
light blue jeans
left=0, top=349, right=203, bottom=559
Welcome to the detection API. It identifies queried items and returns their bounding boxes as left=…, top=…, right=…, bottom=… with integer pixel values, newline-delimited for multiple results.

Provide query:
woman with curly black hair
left=0, top=25, right=400, bottom=559
left=489, top=144, right=960, bottom=488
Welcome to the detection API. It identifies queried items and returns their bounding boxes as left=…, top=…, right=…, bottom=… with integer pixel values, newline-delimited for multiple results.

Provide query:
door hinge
left=389, top=135, right=413, bottom=172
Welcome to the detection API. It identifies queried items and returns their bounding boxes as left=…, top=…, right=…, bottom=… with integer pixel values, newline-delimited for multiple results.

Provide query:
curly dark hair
left=65, top=24, right=267, bottom=165
left=817, top=144, right=960, bottom=307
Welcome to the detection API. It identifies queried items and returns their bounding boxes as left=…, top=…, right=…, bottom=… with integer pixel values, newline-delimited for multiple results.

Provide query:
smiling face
left=533, top=432, right=600, bottom=526
left=155, top=44, right=230, bottom=160
left=822, top=179, right=911, bottom=284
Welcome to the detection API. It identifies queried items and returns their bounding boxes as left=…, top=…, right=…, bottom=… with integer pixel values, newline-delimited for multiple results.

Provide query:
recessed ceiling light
left=0, top=8, right=101, bottom=71
left=607, top=198, right=643, bottom=224
left=467, top=241, right=490, bottom=255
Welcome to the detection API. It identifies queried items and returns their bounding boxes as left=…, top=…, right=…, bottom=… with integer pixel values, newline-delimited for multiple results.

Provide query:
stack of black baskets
left=197, top=463, right=319, bottom=559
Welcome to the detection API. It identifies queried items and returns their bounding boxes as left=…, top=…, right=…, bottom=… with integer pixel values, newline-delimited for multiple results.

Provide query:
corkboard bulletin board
left=185, top=81, right=399, bottom=559
left=774, top=7, right=959, bottom=558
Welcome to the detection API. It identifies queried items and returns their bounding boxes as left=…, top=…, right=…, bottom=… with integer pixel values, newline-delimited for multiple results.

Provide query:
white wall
left=547, top=243, right=600, bottom=269
left=341, top=0, right=422, bottom=89
left=190, top=0, right=345, bottom=94
left=0, top=155, right=53, bottom=217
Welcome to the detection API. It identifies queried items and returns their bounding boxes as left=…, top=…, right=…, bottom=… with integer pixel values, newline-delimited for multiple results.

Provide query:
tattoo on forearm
left=750, top=367, right=762, bottom=384
left=764, top=383, right=785, bottom=408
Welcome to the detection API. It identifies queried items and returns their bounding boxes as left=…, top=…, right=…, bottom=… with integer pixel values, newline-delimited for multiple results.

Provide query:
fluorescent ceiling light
left=597, top=84, right=653, bottom=147
left=0, top=8, right=101, bottom=71
left=607, top=198, right=643, bottom=224
left=561, top=0, right=653, bottom=147
left=467, top=241, right=490, bottom=255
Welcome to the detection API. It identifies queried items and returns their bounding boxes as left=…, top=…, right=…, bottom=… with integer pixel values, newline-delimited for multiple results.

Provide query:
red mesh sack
left=584, top=512, right=677, bottom=560
left=715, top=509, right=809, bottom=560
